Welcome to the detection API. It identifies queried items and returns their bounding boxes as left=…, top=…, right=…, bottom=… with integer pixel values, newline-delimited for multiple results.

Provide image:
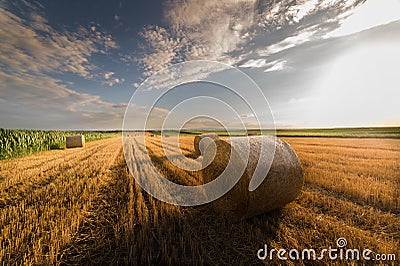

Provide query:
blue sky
left=1, top=0, right=399, bottom=130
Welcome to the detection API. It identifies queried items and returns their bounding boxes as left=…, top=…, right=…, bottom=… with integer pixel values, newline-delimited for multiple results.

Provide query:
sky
left=0, top=0, right=399, bottom=130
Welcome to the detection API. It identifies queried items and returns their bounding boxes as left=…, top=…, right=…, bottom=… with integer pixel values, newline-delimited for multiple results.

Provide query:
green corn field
left=0, top=129, right=120, bottom=160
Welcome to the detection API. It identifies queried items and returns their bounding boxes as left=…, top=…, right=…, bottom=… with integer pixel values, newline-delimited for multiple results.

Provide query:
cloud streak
left=240, top=58, right=288, bottom=72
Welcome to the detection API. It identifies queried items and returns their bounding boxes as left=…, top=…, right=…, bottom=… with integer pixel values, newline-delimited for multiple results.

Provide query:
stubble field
left=0, top=135, right=399, bottom=265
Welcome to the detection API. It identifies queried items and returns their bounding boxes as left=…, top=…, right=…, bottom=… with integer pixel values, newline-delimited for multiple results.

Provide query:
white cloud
left=103, top=77, right=125, bottom=87
left=0, top=3, right=118, bottom=80
left=287, top=0, right=319, bottom=24
left=326, top=0, right=400, bottom=38
left=256, top=0, right=360, bottom=31
left=0, top=71, right=123, bottom=112
left=136, top=0, right=363, bottom=79
left=264, top=60, right=288, bottom=72
left=136, top=25, right=185, bottom=77
left=0, top=69, right=127, bottom=129
left=141, top=61, right=230, bottom=91
left=240, top=58, right=288, bottom=72
left=257, top=28, right=318, bottom=57
left=104, top=71, right=115, bottom=79
left=137, top=0, right=259, bottom=77
left=240, top=59, right=268, bottom=68
left=0, top=2, right=124, bottom=129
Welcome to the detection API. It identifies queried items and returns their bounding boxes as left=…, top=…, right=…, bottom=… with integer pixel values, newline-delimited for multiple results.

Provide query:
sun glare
left=306, top=43, right=400, bottom=127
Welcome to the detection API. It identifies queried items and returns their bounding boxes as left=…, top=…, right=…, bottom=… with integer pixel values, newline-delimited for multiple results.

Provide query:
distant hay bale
left=66, top=135, right=85, bottom=148
left=194, top=133, right=219, bottom=156
left=202, top=136, right=303, bottom=219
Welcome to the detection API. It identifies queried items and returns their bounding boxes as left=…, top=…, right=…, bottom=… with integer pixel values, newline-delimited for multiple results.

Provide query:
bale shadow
left=59, top=156, right=285, bottom=265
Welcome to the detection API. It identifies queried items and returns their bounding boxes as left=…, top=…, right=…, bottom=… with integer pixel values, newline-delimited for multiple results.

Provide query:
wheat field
left=0, top=135, right=399, bottom=265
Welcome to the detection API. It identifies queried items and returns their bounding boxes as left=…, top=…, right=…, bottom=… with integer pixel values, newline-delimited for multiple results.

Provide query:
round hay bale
left=202, top=136, right=303, bottom=219
left=194, top=133, right=219, bottom=156
left=66, top=135, right=85, bottom=148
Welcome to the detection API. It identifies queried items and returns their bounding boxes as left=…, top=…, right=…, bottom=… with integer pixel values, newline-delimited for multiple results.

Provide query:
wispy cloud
left=264, top=60, right=288, bottom=72
left=0, top=69, right=127, bottom=129
left=239, top=58, right=288, bottom=72
left=256, top=27, right=319, bottom=57
left=135, top=0, right=365, bottom=78
left=136, top=25, right=185, bottom=77
left=136, top=0, right=259, bottom=77
left=0, top=2, right=118, bottom=80
left=0, top=1, right=125, bottom=129
left=0, top=71, right=123, bottom=112
left=239, top=59, right=269, bottom=68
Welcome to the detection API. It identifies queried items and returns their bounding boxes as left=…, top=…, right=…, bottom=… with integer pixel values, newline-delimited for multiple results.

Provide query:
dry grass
left=285, top=137, right=400, bottom=212
left=0, top=138, right=122, bottom=264
left=0, top=135, right=399, bottom=265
